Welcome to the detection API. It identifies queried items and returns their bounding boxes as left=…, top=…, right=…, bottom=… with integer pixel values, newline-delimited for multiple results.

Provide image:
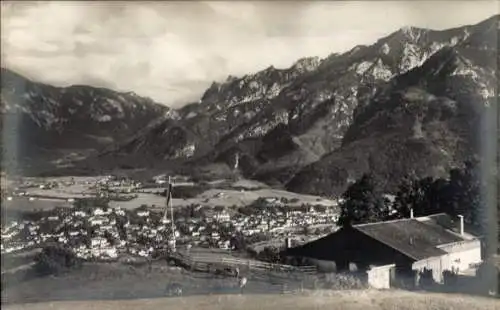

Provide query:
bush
left=323, top=272, right=368, bottom=290
left=168, top=185, right=208, bottom=199
left=74, top=198, right=110, bottom=212
left=230, top=234, right=246, bottom=251
left=256, top=246, right=282, bottom=263
left=109, top=194, right=137, bottom=202
left=33, top=245, right=82, bottom=276
left=136, top=204, right=149, bottom=211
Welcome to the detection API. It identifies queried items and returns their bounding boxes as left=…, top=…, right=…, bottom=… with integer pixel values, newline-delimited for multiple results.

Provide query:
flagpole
left=169, top=176, right=176, bottom=252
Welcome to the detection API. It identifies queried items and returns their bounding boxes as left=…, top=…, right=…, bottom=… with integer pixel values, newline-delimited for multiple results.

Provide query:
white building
left=102, top=247, right=118, bottom=258
left=90, top=216, right=107, bottom=226
left=74, top=211, right=87, bottom=217
left=215, top=211, right=230, bottom=222
left=91, top=237, right=109, bottom=248
left=137, top=210, right=150, bottom=217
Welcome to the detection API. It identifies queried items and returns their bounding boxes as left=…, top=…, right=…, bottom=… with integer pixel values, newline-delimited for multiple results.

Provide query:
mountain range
left=1, top=15, right=498, bottom=196
left=0, top=68, right=171, bottom=174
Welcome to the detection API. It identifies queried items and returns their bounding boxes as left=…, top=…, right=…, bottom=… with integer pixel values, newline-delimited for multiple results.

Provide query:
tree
left=34, top=245, right=82, bottom=276
left=103, top=230, right=117, bottom=246
left=393, top=160, right=483, bottom=229
left=74, top=198, right=109, bottom=213
left=394, top=176, right=447, bottom=218
left=425, top=178, right=449, bottom=215
left=230, top=233, right=246, bottom=251
left=392, top=175, right=416, bottom=218
left=337, top=173, right=389, bottom=226
left=443, top=161, right=483, bottom=228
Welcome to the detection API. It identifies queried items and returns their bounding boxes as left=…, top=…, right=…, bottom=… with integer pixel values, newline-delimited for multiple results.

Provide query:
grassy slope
left=4, top=290, right=499, bottom=310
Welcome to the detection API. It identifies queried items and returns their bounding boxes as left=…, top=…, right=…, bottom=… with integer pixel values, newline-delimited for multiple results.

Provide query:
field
left=2, top=198, right=73, bottom=212
left=118, top=180, right=337, bottom=210
left=2, top=176, right=101, bottom=212
left=20, top=184, right=94, bottom=199
left=4, top=289, right=499, bottom=310
left=3, top=176, right=337, bottom=212
left=0, top=263, right=259, bottom=305
left=108, top=193, right=167, bottom=210
left=1, top=259, right=316, bottom=304
left=4, top=257, right=497, bottom=308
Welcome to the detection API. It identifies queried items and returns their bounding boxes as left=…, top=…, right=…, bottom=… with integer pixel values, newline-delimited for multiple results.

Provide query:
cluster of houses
left=233, top=205, right=338, bottom=236
left=2, top=174, right=494, bottom=294
left=1, top=195, right=340, bottom=261
left=94, top=176, right=144, bottom=194
left=1, top=207, right=125, bottom=259
left=3, top=175, right=143, bottom=199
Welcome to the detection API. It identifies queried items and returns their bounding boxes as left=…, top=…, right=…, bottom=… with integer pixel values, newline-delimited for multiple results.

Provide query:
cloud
left=1, top=1, right=497, bottom=107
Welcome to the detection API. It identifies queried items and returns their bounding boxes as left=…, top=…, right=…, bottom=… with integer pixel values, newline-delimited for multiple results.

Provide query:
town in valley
left=1, top=174, right=340, bottom=263
left=1, top=3, right=499, bottom=306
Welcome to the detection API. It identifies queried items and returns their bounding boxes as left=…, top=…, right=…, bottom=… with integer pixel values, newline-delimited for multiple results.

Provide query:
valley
left=1, top=6, right=498, bottom=308
left=2, top=15, right=496, bottom=198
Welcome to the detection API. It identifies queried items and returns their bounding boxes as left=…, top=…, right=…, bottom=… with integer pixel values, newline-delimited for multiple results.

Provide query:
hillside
left=0, top=68, right=170, bottom=174
left=287, top=16, right=498, bottom=196
left=3, top=290, right=499, bottom=310
left=6, top=15, right=499, bottom=193
left=93, top=58, right=324, bottom=168
left=90, top=15, right=498, bottom=189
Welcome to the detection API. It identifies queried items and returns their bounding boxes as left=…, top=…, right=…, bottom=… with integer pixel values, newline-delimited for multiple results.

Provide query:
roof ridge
left=354, top=217, right=413, bottom=227
left=415, top=212, right=448, bottom=220
left=354, top=212, right=450, bottom=227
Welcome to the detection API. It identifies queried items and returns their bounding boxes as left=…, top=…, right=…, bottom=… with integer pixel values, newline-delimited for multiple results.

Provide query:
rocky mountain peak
left=291, top=57, right=322, bottom=73
left=198, top=59, right=322, bottom=108
left=286, top=16, right=497, bottom=196
left=34, top=15, right=498, bottom=189
left=397, top=25, right=427, bottom=41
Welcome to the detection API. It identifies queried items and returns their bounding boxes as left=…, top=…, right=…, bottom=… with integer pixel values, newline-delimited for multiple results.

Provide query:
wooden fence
left=170, top=252, right=317, bottom=274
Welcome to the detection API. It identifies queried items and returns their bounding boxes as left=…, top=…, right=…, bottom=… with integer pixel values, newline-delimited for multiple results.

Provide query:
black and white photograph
left=1, top=1, right=499, bottom=309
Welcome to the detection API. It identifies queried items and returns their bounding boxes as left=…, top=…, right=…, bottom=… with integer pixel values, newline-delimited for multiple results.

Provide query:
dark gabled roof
left=353, top=216, right=465, bottom=261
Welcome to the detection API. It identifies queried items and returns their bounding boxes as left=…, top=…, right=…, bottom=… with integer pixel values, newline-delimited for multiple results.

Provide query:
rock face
left=0, top=68, right=169, bottom=174
left=6, top=15, right=498, bottom=195
left=286, top=16, right=499, bottom=195
left=107, top=17, right=487, bottom=167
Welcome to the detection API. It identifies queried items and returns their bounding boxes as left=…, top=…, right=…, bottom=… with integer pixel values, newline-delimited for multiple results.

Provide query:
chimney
left=410, top=208, right=414, bottom=219
left=457, top=215, right=464, bottom=236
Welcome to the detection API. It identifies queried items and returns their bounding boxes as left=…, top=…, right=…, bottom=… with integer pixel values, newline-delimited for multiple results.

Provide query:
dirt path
left=4, top=290, right=499, bottom=310
left=1, top=262, right=35, bottom=275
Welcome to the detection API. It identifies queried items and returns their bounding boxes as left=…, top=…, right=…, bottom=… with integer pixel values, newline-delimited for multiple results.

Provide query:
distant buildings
left=2, top=176, right=340, bottom=261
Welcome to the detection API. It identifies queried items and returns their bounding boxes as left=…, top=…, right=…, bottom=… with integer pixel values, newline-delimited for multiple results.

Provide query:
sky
left=1, top=1, right=498, bottom=107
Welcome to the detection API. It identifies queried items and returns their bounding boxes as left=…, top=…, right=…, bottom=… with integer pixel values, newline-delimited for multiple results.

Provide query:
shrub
left=74, top=198, right=109, bottom=212
left=170, top=185, right=207, bottom=199
left=33, top=245, right=82, bottom=276
left=323, top=272, right=368, bottom=290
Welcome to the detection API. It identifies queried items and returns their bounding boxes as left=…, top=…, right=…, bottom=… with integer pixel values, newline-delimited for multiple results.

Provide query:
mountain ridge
left=4, top=15, right=498, bottom=196
left=1, top=68, right=170, bottom=174
left=287, top=33, right=498, bottom=195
